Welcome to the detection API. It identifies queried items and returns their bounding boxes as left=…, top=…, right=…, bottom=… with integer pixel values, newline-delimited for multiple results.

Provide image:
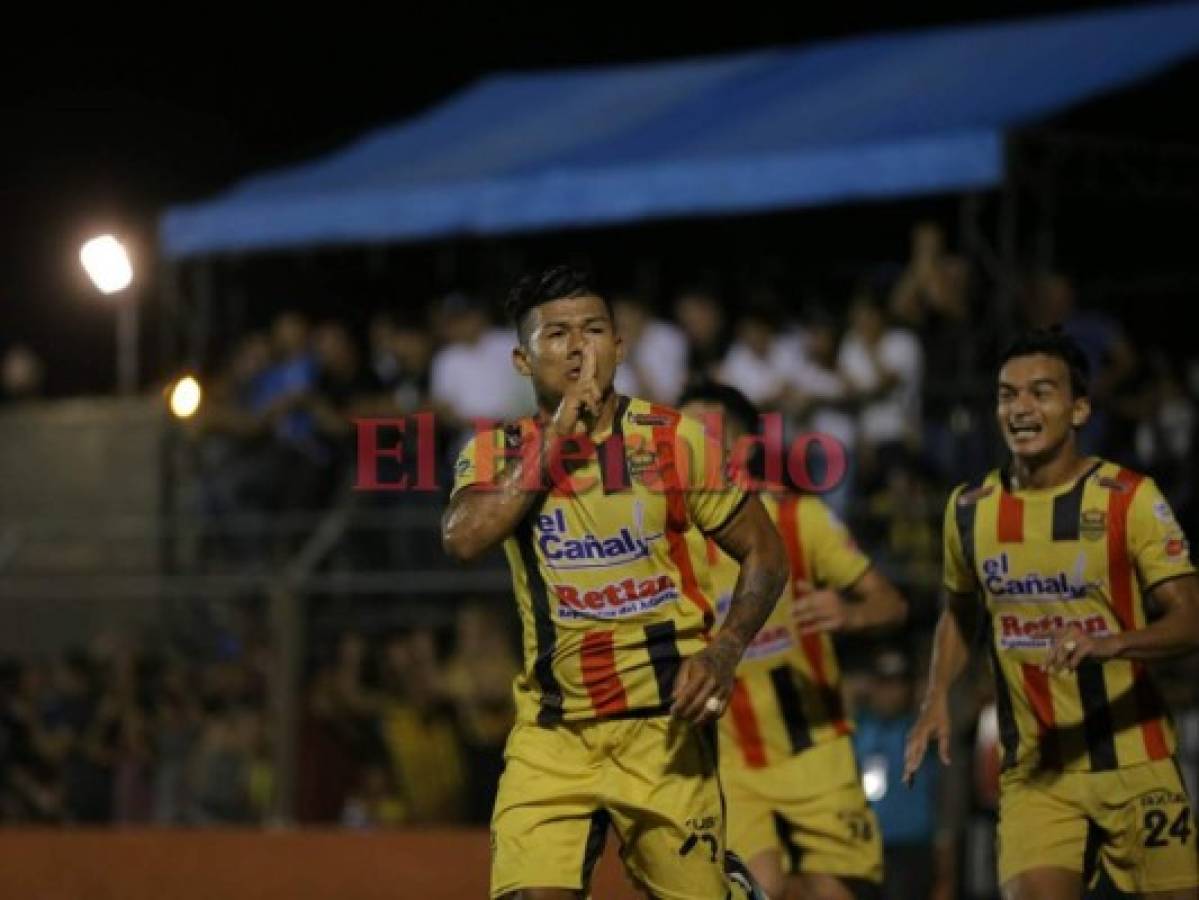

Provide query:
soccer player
left=680, top=382, right=908, bottom=900
left=441, top=265, right=789, bottom=900
left=905, top=329, right=1199, bottom=899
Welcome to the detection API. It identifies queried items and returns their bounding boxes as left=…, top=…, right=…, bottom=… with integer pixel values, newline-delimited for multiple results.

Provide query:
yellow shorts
left=722, top=735, right=883, bottom=883
left=998, top=757, right=1198, bottom=894
left=491, top=715, right=747, bottom=899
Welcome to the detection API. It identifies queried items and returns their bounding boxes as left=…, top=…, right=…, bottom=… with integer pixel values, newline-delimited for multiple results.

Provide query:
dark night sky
left=4, top=2, right=1198, bottom=394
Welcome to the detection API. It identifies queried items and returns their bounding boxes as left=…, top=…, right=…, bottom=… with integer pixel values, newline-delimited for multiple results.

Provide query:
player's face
left=514, top=294, right=623, bottom=405
left=996, top=353, right=1090, bottom=462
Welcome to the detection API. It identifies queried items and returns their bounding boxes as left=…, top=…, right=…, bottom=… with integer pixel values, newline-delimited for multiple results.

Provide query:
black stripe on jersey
left=517, top=510, right=564, bottom=725
left=773, top=812, right=803, bottom=874
left=645, top=621, right=681, bottom=706
left=1077, top=660, right=1118, bottom=770
left=598, top=395, right=632, bottom=494
left=954, top=476, right=984, bottom=576
left=769, top=665, right=814, bottom=753
left=984, top=618, right=1020, bottom=770
left=1052, top=461, right=1102, bottom=541
left=580, top=809, right=610, bottom=890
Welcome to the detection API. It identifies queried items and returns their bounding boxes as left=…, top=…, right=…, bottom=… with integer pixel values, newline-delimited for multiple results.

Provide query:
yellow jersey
left=452, top=396, right=747, bottom=726
left=943, top=459, right=1194, bottom=774
left=709, top=490, right=870, bottom=769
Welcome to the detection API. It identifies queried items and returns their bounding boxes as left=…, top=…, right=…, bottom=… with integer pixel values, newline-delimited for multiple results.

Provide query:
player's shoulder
left=1088, top=458, right=1150, bottom=495
left=949, top=469, right=1004, bottom=508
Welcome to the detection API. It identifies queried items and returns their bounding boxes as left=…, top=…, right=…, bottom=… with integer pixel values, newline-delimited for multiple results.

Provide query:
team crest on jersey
left=627, top=449, right=658, bottom=475
left=1166, top=536, right=1189, bottom=558
left=1080, top=509, right=1107, bottom=541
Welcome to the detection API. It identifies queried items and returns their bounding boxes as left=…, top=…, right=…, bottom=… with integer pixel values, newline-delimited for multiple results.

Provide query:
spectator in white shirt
left=429, top=293, right=530, bottom=431
left=838, top=291, right=923, bottom=487
left=718, top=301, right=802, bottom=410
left=612, top=294, right=687, bottom=404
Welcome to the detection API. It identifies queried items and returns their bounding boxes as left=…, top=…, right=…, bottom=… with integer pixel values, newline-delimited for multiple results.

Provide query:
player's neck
left=1008, top=445, right=1092, bottom=492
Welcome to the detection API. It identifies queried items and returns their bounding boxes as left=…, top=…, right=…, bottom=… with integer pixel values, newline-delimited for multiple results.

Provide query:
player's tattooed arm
left=903, top=589, right=978, bottom=784
left=1044, top=573, right=1199, bottom=672
left=672, top=495, right=787, bottom=725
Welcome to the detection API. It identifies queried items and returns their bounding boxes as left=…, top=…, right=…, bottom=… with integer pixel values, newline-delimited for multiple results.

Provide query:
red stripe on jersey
left=997, top=491, right=1024, bottom=543
left=728, top=677, right=768, bottom=768
left=1021, top=663, right=1060, bottom=768
left=778, top=494, right=849, bottom=736
left=706, top=538, right=719, bottom=567
left=1106, top=468, right=1168, bottom=759
left=651, top=406, right=715, bottom=629
left=579, top=631, right=628, bottom=717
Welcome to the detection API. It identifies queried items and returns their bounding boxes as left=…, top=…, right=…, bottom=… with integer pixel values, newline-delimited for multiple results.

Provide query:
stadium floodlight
left=80, top=234, right=138, bottom=395
left=80, top=235, right=133, bottom=294
left=169, top=376, right=202, bottom=419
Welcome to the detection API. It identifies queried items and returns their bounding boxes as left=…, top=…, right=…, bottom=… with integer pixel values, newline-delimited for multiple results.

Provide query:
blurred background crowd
left=4, top=218, right=1199, bottom=900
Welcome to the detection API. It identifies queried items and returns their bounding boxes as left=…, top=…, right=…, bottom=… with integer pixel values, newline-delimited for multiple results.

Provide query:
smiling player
left=905, top=328, right=1199, bottom=899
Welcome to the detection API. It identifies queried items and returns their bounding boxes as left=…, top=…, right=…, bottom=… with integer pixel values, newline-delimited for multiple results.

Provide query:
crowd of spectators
left=5, top=220, right=1199, bottom=899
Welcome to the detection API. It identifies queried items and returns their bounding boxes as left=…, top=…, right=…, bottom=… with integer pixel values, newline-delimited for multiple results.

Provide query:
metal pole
left=117, top=294, right=138, bottom=395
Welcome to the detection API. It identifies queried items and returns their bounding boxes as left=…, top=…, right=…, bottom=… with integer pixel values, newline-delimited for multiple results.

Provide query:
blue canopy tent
left=160, top=4, right=1199, bottom=259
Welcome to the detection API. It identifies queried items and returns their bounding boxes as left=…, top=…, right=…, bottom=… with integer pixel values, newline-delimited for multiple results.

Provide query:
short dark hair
left=505, top=265, right=610, bottom=338
left=678, top=381, right=761, bottom=437
left=998, top=327, right=1090, bottom=398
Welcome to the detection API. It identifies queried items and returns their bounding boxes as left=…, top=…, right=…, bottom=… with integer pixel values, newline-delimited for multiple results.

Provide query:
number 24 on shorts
left=1143, top=807, right=1193, bottom=848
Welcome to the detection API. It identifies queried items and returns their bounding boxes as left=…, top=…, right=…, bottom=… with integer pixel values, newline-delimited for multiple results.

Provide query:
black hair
left=504, top=264, right=611, bottom=339
left=998, top=327, right=1090, bottom=398
left=677, top=381, right=761, bottom=438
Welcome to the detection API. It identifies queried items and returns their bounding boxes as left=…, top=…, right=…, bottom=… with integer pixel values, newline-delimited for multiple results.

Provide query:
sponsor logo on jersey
left=982, top=552, right=1097, bottom=601
left=535, top=506, right=662, bottom=569
left=554, top=574, right=679, bottom=620
left=997, top=613, right=1111, bottom=650
left=1080, top=509, right=1107, bottom=541
left=1153, top=501, right=1176, bottom=524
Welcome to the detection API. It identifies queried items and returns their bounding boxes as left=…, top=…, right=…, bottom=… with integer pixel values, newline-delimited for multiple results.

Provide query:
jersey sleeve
left=449, top=427, right=508, bottom=498
left=1127, top=477, right=1196, bottom=590
left=942, top=486, right=979, bottom=595
left=675, top=414, right=748, bottom=534
left=801, top=498, right=871, bottom=590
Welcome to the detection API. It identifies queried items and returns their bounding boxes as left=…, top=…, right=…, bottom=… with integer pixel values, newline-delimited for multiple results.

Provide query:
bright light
left=80, top=235, right=133, bottom=294
left=169, top=376, right=202, bottom=419
left=862, top=755, right=888, bottom=802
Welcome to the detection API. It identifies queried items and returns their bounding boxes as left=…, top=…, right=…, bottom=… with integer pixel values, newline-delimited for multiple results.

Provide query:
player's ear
left=512, top=345, right=532, bottom=378
left=1071, top=394, right=1091, bottom=429
left=613, top=328, right=626, bottom=366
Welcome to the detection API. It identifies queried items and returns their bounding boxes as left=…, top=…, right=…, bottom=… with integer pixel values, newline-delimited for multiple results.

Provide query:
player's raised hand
left=792, top=582, right=851, bottom=634
left=903, top=693, right=951, bottom=786
left=549, top=341, right=602, bottom=437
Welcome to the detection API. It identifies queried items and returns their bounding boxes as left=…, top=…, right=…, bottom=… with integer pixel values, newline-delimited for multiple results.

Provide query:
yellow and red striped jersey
left=451, top=396, right=747, bottom=726
left=709, top=490, right=870, bottom=769
left=944, top=459, right=1195, bottom=774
